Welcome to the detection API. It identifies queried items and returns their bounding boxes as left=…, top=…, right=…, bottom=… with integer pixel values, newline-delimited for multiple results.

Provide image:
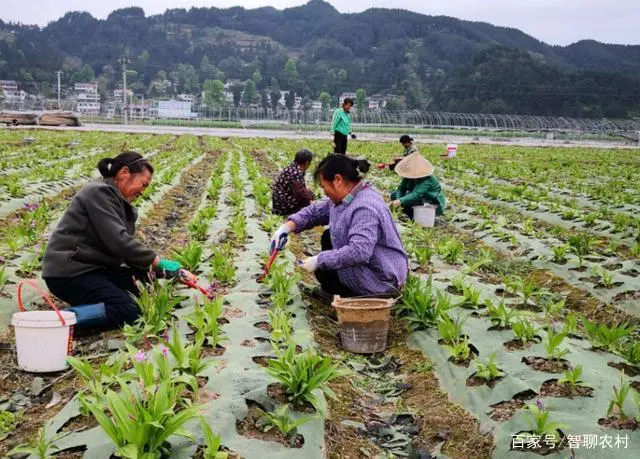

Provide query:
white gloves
left=297, top=256, right=319, bottom=272
left=270, top=224, right=290, bottom=254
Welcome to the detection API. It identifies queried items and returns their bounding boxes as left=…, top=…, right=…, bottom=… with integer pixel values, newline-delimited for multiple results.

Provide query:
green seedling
left=8, top=426, right=66, bottom=459
left=558, top=365, right=589, bottom=394
left=67, top=355, right=127, bottom=400
left=267, top=343, right=348, bottom=415
left=630, top=242, right=640, bottom=257
left=512, top=319, right=540, bottom=344
left=399, top=276, right=454, bottom=330
left=0, top=410, right=20, bottom=441
left=257, top=404, right=317, bottom=437
left=582, top=212, right=599, bottom=227
left=0, top=266, right=7, bottom=294
left=172, top=241, right=203, bottom=272
left=544, top=327, right=570, bottom=361
left=443, top=337, right=472, bottom=364
left=457, top=283, right=483, bottom=309
left=582, top=318, right=634, bottom=352
left=563, top=312, right=579, bottom=336
left=486, top=299, right=518, bottom=328
left=164, top=327, right=215, bottom=377
left=260, top=215, right=282, bottom=234
left=568, top=233, right=596, bottom=267
left=437, top=313, right=466, bottom=344
left=620, top=342, right=640, bottom=366
left=520, top=400, right=567, bottom=444
left=551, top=245, right=569, bottom=264
left=607, top=374, right=631, bottom=420
left=542, top=298, right=566, bottom=321
left=269, top=308, right=293, bottom=345
left=131, top=279, right=182, bottom=338
left=436, top=237, right=465, bottom=264
left=79, top=348, right=199, bottom=458
left=413, top=245, right=434, bottom=267
left=230, top=214, right=248, bottom=243
left=199, top=418, right=228, bottom=459
left=188, top=219, right=209, bottom=241
left=209, top=244, right=236, bottom=285
left=473, top=352, right=504, bottom=381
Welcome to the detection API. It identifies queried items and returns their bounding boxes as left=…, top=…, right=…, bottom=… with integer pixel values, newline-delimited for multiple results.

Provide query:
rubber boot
left=66, top=303, right=106, bottom=330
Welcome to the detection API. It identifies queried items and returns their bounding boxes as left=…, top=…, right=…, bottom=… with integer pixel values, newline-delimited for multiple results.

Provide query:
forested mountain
left=1, top=0, right=639, bottom=118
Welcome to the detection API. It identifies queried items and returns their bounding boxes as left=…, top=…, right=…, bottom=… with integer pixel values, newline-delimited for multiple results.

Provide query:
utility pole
left=118, top=56, right=131, bottom=124
left=56, top=70, right=62, bottom=110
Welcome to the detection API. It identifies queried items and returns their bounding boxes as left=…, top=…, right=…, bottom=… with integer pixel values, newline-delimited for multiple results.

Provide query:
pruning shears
left=262, top=248, right=280, bottom=279
left=178, top=269, right=216, bottom=300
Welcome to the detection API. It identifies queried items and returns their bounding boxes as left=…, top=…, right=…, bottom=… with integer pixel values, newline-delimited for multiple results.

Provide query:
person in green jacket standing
left=330, top=98, right=356, bottom=154
left=390, top=153, right=446, bottom=219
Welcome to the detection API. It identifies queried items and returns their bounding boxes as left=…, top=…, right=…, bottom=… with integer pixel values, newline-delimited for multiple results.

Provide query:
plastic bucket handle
left=17, top=279, right=66, bottom=326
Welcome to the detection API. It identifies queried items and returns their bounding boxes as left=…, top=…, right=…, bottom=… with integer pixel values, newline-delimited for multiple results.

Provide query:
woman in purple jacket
left=270, top=154, right=408, bottom=297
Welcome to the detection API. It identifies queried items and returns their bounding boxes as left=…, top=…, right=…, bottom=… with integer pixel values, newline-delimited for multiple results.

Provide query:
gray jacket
left=42, top=178, right=157, bottom=278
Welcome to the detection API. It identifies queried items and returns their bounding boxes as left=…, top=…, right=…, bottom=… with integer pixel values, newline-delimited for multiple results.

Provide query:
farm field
left=0, top=129, right=639, bottom=458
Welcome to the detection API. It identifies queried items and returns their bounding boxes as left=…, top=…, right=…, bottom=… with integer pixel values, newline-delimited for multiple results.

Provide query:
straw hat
left=394, top=153, right=434, bottom=179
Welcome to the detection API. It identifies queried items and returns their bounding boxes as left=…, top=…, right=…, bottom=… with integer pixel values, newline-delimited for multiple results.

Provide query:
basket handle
left=17, top=279, right=67, bottom=326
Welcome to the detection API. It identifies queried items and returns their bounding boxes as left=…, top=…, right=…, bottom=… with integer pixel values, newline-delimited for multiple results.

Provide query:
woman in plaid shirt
left=270, top=154, right=408, bottom=297
left=271, top=149, right=315, bottom=216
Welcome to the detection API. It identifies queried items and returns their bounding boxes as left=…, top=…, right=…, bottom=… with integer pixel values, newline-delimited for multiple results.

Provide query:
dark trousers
left=45, top=267, right=149, bottom=330
left=333, top=132, right=348, bottom=154
left=314, top=229, right=357, bottom=297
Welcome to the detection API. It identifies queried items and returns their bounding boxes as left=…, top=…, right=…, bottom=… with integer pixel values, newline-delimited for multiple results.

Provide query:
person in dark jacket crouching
left=42, top=151, right=194, bottom=330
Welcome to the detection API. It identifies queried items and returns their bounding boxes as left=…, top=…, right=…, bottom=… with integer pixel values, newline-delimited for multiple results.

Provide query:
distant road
left=5, top=123, right=637, bottom=149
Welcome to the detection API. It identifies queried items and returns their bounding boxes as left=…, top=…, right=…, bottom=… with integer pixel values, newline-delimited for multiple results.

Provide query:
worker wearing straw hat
left=389, top=153, right=445, bottom=220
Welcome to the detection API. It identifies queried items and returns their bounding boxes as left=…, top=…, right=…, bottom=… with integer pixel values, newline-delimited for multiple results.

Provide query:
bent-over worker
left=271, top=148, right=315, bottom=216
left=270, top=154, right=408, bottom=297
left=42, top=152, right=194, bottom=330
left=390, top=153, right=446, bottom=220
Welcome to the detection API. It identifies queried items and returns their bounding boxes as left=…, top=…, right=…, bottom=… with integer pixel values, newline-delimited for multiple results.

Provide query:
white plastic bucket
left=12, top=310, right=76, bottom=372
left=446, top=144, right=458, bottom=157
left=413, top=204, right=437, bottom=227
left=12, top=279, right=76, bottom=373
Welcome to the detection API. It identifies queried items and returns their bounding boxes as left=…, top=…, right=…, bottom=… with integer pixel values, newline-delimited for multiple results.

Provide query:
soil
left=489, top=390, right=537, bottom=422
left=594, top=281, right=625, bottom=289
left=597, top=416, right=640, bottom=430
left=236, top=401, right=304, bottom=448
left=494, top=288, right=518, bottom=298
left=202, top=345, right=226, bottom=358
left=607, top=361, right=640, bottom=377
left=603, top=263, right=623, bottom=271
left=612, top=290, right=640, bottom=303
left=251, top=356, right=272, bottom=368
left=522, top=357, right=570, bottom=373
left=539, top=379, right=593, bottom=398
left=504, top=338, right=539, bottom=351
left=240, top=339, right=256, bottom=347
left=57, top=413, right=99, bottom=434
left=569, top=266, right=588, bottom=272
left=138, top=150, right=221, bottom=255
left=267, top=383, right=316, bottom=414
left=253, top=321, right=273, bottom=332
left=488, top=324, right=512, bottom=331
left=621, top=269, right=639, bottom=278
left=466, top=374, right=504, bottom=389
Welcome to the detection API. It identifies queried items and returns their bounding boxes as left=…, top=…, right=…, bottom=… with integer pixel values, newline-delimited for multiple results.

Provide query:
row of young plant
left=381, top=203, right=640, bottom=450
left=240, top=150, right=347, bottom=447
left=434, top=143, right=640, bottom=207
left=445, top=197, right=638, bottom=304
left=0, top=133, right=170, bottom=198
left=442, top=173, right=640, bottom=255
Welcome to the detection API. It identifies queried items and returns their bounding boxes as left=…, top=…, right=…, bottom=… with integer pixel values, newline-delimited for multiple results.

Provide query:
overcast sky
left=2, top=0, right=639, bottom=46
